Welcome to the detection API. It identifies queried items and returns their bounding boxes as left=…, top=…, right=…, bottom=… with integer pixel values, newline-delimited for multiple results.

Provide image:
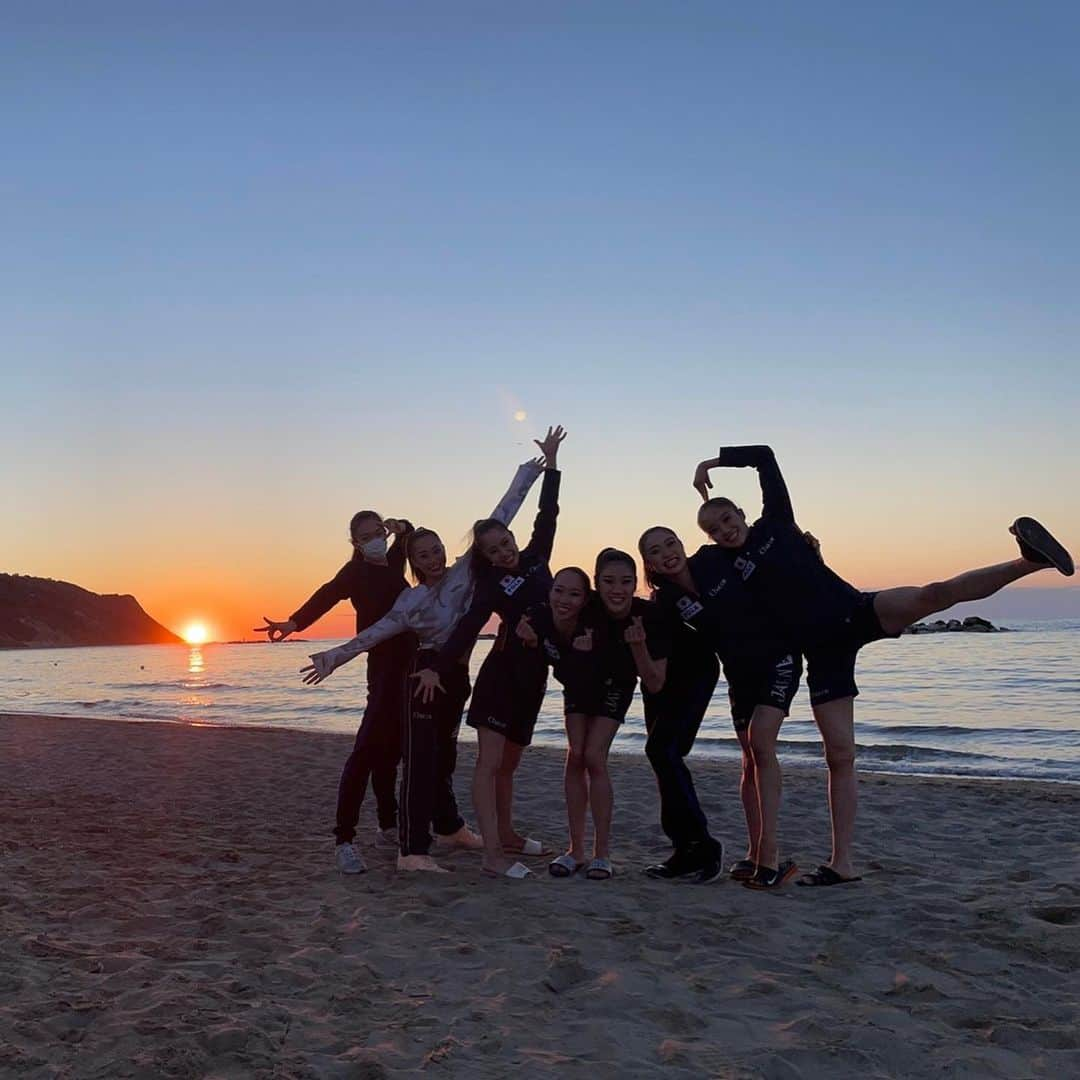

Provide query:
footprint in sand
left=1029, top=905, right=1079, bottom=925
left=542, top=945, right=594, bottom=994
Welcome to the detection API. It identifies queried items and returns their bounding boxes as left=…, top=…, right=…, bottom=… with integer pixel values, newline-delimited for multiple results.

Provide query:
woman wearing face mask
left=256, top=512, right=415, bottom=875
left=691, top=444, right=1075, bottom=887
left=412, top=426, right=567, bottom=879
left=298, top=453, right=547, bottom=873
left=638, top=526, right=803, bottom=889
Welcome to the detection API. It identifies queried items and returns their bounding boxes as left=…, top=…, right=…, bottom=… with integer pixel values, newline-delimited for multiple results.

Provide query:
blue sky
left=3, top=2, right=1078, bottom=635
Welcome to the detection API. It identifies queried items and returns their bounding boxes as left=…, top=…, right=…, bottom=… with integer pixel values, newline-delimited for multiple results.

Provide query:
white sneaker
left=335, top=842, right=366, bottom=874
left=375, top=827, right=399, bottom=850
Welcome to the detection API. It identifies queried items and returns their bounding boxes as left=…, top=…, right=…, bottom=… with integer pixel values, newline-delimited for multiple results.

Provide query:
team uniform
left=528, top=596, right=674, bottom=725
left=711, top=445, right=900, bottom=706
left=641, top=624, right=720, bottom=854
left=433, top=468, right=561, bottom=747
left=289, top=529, right=416, bottom=844
left=310, top=462, right=543, bottom=857
left=653, top=545, right=802, bottom=730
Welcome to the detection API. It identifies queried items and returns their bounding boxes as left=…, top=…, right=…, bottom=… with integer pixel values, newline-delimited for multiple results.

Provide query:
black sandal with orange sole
left=744, top=859, right=799, bottom=890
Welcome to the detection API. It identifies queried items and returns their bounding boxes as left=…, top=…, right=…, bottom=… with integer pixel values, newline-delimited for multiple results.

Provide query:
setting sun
left=182, top=622, right=209, bottom=645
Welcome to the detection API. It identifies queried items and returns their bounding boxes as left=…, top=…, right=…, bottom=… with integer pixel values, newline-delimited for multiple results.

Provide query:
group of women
left=276, top=425, right=1074, bottom=886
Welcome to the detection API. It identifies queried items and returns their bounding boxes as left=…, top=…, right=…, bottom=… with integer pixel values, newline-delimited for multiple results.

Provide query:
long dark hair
left=405, top=528, right=442, bottom=585
left=637, top=526, right=678, bottom=589
left=348, top=510, right=383, bottom=561
left=468, top=517, right=511, bottom=577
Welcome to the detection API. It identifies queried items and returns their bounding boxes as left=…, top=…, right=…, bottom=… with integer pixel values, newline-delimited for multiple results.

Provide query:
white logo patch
left=733, top=555, right=756, bottom=581
left=499, top=575, right=526, bottom=595
left=676, top=595, right=704, bottom=621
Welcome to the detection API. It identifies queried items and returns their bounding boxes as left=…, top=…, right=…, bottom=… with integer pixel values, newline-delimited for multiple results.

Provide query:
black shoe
left=688, top=839, right=724, bottom=885
left=1011, top=517, right=1075, bottom=576
left=643, top=848, right=701, bottom=880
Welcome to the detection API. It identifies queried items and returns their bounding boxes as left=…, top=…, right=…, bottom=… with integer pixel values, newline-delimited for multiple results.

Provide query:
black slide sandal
left=744, top=859, right=798, bottom=890
left=1011, top=518, right=1075, bottom=576
left=729, top=859, right=757, bottom=882
left=796, top=864, right=862, bottom=888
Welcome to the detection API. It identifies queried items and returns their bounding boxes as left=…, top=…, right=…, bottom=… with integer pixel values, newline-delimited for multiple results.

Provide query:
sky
left=3, top=1, right=1078, bottom=642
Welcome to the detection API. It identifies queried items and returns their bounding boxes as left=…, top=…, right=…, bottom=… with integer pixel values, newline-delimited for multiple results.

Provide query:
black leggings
left=643, top=649, right=720, bottom=852
left=399, top=653, right=471, bottom=856
left=334, top=648, right=411, bottom=842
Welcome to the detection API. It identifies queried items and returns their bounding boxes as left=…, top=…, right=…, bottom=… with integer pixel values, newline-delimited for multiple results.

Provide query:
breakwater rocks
left=903, top=616, right=1009, bottom=634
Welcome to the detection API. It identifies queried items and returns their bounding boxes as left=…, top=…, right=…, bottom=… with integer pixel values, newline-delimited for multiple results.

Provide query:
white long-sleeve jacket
left=309, top=461, right=543, bottom=679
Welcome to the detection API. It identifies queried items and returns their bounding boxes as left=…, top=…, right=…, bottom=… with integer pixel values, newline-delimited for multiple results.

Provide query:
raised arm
left=487, top=460, right=544, bottom=526
left=299, top=598, right=414, bottom=685
left=522, top=468, right=561, bottom=562
left=384, top=518, right=414, bottom=574
left=520, top=424, right=565, bottom=561
left=693, top=444, right=794, bottom=524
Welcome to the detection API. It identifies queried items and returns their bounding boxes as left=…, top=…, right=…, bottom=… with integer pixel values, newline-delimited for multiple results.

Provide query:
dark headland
left=0, top=574, right=182, bottom=648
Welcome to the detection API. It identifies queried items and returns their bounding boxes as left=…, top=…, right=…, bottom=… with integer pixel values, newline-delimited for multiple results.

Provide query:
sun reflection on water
left=188, top=646, right=204, bottom=675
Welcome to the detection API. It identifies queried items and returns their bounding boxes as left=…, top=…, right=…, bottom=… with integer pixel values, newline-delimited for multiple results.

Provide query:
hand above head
left=409, top=668, right=446, bottom=704
left=383, top=518, right=409, bottom=536
left=693, top=461, right=715, bottom=502
left=624, top=615, right=647, bottom=645
left=516, top=614, right=539, bottom=648
left=572, top=627, right=593, bottom=652
left=254, top=616, right=297, bottom=643
left=534, top=425, right=567, bottom=468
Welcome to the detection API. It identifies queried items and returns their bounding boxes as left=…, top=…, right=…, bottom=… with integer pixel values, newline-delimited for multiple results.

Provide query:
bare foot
left=437, top=825, right=484, bottom=851
left=397, top=854, right=450, bottom=874
left=481, top=855, right=530, bottom=877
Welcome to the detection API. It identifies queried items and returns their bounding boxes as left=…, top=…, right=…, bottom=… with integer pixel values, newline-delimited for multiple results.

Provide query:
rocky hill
left=0, top=574, right=183, bottom=647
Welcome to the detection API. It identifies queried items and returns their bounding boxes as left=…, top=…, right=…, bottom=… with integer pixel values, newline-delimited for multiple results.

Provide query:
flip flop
left=1011, top=517, right=1075, bottom=576
left=743, top=859, right=798, bottom=890
left=728, top=859, right=757, bottom=882
left=505, top=837, right=552, bottom=856
left=549, top=854, right=586, bottom=878
left=796, top=864, right=862, bottom=888
left=584, top=857, right=614, bottom=881
left=482, top=861, right=533, bottom=879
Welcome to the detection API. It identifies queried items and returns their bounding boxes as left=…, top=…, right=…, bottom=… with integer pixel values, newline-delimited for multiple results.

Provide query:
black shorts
left=804, top=591, right=900, bottom=707
left=563, top=676, right=636, bottom=726
left=466, top=647, right=548, bottom=747
left=726, top=652, right=802, bottom=732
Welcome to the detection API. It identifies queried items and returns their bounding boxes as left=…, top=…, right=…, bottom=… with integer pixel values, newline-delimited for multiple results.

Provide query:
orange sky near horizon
left=12, top=449, right=1076, bottom=646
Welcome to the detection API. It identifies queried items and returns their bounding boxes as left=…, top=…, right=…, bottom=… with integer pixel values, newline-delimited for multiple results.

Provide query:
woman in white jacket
left=301, top=450, right=552, bottom=874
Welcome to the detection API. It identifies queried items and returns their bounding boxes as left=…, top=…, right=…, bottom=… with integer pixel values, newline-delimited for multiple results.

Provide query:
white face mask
left=360, top=535, right=388, bottom=562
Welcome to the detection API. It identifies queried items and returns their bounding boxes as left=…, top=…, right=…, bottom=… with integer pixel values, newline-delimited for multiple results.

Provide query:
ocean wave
left=109, top=681, right=241, bottom=691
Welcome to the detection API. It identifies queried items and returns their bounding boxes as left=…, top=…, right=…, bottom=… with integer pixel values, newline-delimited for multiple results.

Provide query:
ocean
left=2, top=621, right=1078, bottom=782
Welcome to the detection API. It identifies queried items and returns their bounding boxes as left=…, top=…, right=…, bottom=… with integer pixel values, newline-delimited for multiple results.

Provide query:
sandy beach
left=1, top=713, right=1078, bottom=1079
